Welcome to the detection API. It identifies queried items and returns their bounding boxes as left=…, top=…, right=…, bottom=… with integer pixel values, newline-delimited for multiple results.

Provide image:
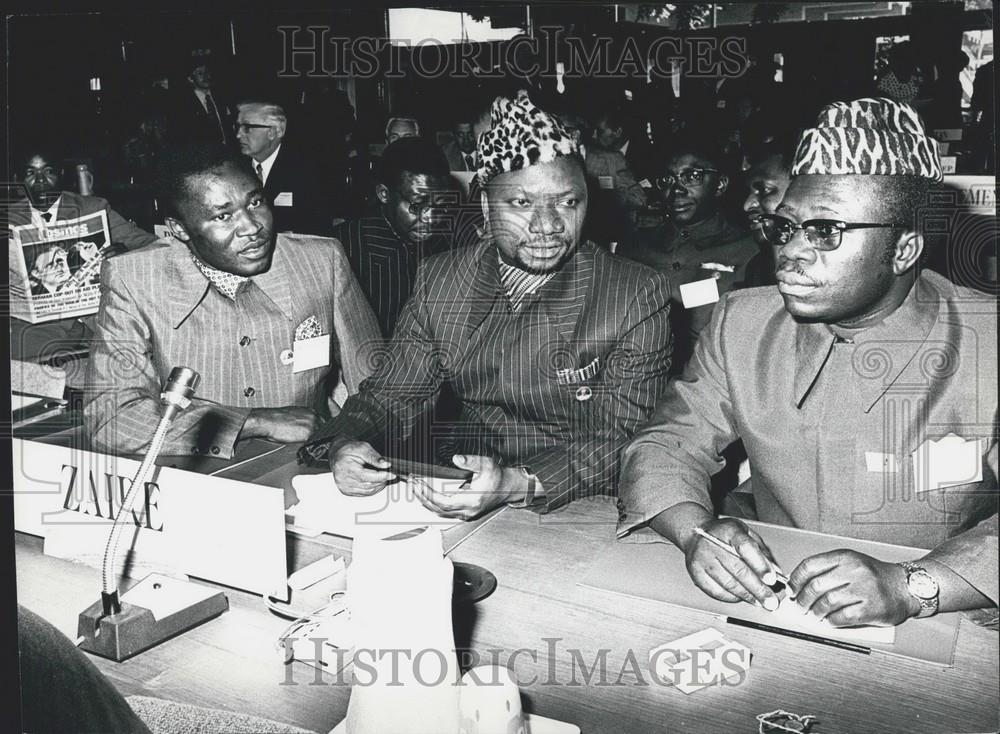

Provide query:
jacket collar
left=464, top=240, right=593, bottom=346
left=170, top=235, right=295, bottom=328
left=793, top=274, right=941, bottom=412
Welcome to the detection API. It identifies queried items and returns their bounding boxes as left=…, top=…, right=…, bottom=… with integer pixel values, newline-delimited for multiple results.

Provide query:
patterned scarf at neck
left=190, top=252, right=251, bottom=300
left=497, top=254, right=557, bottom=311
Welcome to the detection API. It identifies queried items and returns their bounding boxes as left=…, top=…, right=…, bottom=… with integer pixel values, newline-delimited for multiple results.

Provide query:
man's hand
left=683, top=517, right=782, bottom=610
left=410, top=455, right=525, bottom=521
left=241, top=407, right=318, bottom=444
left=331, top=441, right=396, bottom=497
left=788, top=550, right=918, bottom=627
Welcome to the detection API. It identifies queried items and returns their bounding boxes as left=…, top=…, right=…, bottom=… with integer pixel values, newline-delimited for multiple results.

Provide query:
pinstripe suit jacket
left=318, top=239, right=673, bottom=511
left=84, top=234, right=381, bottom=458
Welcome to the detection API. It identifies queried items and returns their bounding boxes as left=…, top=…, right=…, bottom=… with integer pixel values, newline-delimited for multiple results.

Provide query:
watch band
left=507, top=467, right=544, bottom=509
left=899, top=561, right=940, bottom=618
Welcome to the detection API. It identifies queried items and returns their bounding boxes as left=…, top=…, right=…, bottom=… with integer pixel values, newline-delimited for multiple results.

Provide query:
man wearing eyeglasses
left=618, top=97, right=997, bottom=628
left=235, top=98, right=329, bottom=236
left=618, top=134, right=758, bottom=371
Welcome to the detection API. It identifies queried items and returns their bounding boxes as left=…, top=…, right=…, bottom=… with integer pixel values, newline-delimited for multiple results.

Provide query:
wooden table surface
left=16, top=480, right=1000, bottom=734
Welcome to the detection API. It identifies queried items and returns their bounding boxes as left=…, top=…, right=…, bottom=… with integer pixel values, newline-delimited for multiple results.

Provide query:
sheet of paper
left=680, top=277, right=720, bottom=309
left=293, top=334, right=330, bottom=373
left=274, top=191, right=294, bottom=207
left=288, top=473, right=461, bottom=539
left=912, top=433, right=983, bottom=494
left=578, top=519, right=962, bottom=665
left=764, top=595, right=895, bottom=644
left=11, top=394, right=43, bottom=411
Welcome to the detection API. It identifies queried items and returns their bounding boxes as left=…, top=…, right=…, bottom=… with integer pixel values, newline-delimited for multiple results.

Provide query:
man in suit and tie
left=169, top=54, right=231, bottom=146
left=84, top=143, right=381, bottom=459
left=9, top=147, right=158, bottom=251
left=235, top=98, right=330, bottom=235
left=440, top=117, right=478, bottom=172
left=307, top=91, right=673, bottom=519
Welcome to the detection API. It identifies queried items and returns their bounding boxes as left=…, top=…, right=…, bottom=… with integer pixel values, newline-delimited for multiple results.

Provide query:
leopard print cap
left=477, top=90, right=580, bottom=183
left=792, top=97, right=942, bottom=181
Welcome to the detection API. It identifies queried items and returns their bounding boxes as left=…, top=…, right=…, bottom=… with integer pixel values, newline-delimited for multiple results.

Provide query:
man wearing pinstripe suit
left=84, top=145, right=380, bottom=459
left=313, top=92, right=673, bottom=519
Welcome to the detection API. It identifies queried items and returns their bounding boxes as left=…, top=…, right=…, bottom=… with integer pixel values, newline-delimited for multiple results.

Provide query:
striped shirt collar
left=190, top=252, right=250, bottom=300
left=497, top=253, right=557, bottom=310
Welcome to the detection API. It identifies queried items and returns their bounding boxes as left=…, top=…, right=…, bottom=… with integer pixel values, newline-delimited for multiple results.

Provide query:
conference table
left=13, top=438, right=1000, bottom=734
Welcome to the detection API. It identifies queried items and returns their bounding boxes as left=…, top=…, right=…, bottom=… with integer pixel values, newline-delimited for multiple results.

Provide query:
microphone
left=79, top=367, right=228, bottom=661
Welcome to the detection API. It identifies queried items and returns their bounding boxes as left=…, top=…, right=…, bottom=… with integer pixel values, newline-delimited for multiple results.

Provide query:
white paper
left=680, top=277, right=720, bottom=309
left=865, top=451, right=898, bottom=473
left=288, top=473, right=460, bottom=539
left=11, top=394, right=44, bottom=411
left=274, top=191, right=294, bottom=207
left=766, top=595, right=895, bottom=644
left=912, top=434, right=983, bottom=495
left=293, top=334, right=330, bottom=373
left=288, top=555, right=345, bottom=590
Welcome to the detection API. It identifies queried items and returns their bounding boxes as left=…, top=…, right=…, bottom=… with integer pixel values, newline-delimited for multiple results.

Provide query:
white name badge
left=940, top=156, right=957, bottom=175
left=293, top=333, right=330, bottom=373
left=865, top=451, right=898, bottom=473
left=679, top=277, right=720, bottom=309
left=274, top=191, right=294, bottom=207
left=912, top=434, right=983, bottom=494
left=598, top=175, right=614, bottom=190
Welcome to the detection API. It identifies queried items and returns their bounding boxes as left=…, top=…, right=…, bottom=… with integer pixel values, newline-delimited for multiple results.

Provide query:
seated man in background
left=617, top=134, right=758, bottom=371
left=618, top=98, right=998, bottom=628
left=440, top=114, right=479, bottom=172
left=740, top=131, right=797, bottom=288
left=307, top=91, right=673, bottom=519
left=84, top=143, right=381, bottom=459
left=335, top=138, right=455, bottom=338
left=9, top=147, right=159, bottom=251
left=235, top=97, right=331, bottom=236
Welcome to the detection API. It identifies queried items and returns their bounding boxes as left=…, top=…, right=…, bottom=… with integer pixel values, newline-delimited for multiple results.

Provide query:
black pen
left=726, top=616, right=872, bottom=655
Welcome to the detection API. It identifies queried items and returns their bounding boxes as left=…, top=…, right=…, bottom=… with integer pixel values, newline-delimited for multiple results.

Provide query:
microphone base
left=77, top=574, right=229, bottom=662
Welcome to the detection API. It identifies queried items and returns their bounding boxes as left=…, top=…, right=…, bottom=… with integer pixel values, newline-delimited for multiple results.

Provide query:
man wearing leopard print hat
left=308, top=90, right=673, bottom=519
left=618, top=97, right=998, bottom=629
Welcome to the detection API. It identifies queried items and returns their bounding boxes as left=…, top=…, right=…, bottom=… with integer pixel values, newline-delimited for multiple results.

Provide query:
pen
left=726, top=616, right=871, bottom=655
left=692, top=526, right=791, bottom=586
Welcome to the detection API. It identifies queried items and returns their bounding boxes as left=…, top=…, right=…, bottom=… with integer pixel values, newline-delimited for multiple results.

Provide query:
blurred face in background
left=386, top=119, right=419, bottom=144
left=22, top=154, right=61, bottom=207
left=744, top=153, right=792, bottom=241
left=236, top=103, right=285, bottom=163
left=453, top=122, right=476, bottom=154
left=377, top=170, right=451, bottom=245
left=662, top=152, right=727, bottom=226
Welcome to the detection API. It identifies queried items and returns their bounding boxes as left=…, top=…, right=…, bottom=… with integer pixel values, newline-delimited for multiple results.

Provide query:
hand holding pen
left=684, top=518, right=789, bottom=611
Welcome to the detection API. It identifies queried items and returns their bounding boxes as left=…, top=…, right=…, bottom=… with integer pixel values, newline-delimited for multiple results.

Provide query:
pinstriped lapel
left=253, top=235, right=295, bottom=321
left=461, top=241, right=503, bottom=335
left=539, top=242, right=594, bottom=346
left=168, top=241, right=213, bottom=329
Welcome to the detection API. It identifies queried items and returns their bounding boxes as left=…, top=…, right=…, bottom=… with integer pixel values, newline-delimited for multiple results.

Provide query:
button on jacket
left=84, top=234, right=381, bottom=458
left=618, top=271, right=998, bottom=605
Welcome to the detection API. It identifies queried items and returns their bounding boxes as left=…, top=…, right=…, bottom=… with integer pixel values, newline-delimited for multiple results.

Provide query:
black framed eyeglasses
left=234, top=122, right=274, bottom=133
left=752, top=213, right=905, bottom=251
left=654, top=167, right=719, bottom=190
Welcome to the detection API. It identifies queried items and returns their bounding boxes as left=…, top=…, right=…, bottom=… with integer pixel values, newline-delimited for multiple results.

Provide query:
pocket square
left=294, top=315, right=323, bottom=341
left=556, top=357, right=600, bottom=385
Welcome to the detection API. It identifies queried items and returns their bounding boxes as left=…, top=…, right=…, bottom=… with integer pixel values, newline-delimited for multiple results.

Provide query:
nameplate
left=11, top=438, right=288, bottom=597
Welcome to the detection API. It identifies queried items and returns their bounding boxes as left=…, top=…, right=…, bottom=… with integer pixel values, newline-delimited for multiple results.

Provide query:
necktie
left=204, top=92, right=227, bottom=144
left=255, top=162, right=264, bottom=184
left=464, top=153, right=475, bottom=171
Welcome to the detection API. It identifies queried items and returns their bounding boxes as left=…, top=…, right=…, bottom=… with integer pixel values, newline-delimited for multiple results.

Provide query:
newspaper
left=8, top=209, right=110, bottom=323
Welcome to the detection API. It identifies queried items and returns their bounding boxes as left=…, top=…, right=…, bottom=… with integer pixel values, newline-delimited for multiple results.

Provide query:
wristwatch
left=898, top=561, right=940, bottom=618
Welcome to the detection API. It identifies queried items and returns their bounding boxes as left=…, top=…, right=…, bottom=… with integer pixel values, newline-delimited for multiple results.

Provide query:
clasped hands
left=331, top=440, right=528, bottom=521
left=685, top=518, right=920, bottom=627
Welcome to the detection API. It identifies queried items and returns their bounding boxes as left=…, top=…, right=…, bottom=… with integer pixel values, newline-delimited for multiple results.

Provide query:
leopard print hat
left=792, top=97, right=942, bottom=181
left=477, top=89, right=580, bottom=184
